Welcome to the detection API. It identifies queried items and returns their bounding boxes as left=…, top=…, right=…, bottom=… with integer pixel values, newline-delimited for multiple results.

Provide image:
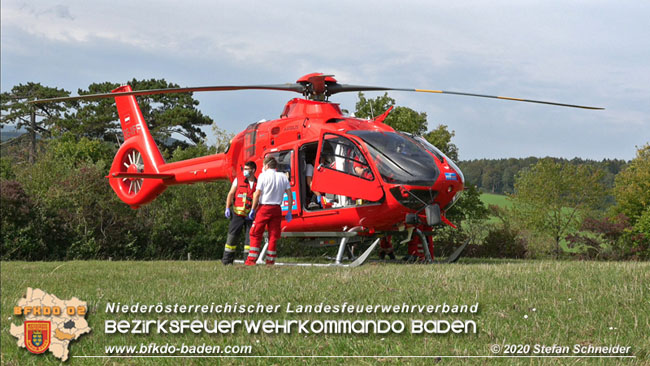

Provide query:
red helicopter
left=34, top=73, right=602, bottom=266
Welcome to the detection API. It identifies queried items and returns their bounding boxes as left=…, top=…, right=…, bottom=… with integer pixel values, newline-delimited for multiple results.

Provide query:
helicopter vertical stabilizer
left=107, top=85, right=168, bottom=208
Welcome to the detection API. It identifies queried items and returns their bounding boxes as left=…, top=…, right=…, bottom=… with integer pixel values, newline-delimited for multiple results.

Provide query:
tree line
left=459, top=157, right=628, bottom=195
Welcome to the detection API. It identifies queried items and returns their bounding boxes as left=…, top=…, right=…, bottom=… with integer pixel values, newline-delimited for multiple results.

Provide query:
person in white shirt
left=244, top=157, right=292, bottom=265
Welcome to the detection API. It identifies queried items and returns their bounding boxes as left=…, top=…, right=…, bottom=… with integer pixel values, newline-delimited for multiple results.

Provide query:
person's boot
left=388, top=252, right=396, bottom=260
left=221, top=251, right=235, bottom=265
left=244, top=253, right=257, bottom=266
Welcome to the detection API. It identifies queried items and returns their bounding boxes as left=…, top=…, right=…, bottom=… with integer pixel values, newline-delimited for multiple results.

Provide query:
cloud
left=1, top=0, right=649, bottom=160
left=42, top=5, right=74, bottom=20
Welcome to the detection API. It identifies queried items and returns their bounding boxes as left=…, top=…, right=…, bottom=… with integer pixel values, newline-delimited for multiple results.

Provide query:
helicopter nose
left=442, top=169, right=464, bottom=210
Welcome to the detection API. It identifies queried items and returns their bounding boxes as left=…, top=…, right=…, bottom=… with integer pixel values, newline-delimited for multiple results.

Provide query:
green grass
left=480, top=193, right=512, bottom=209
left=2, top=260, right=648, bottom=365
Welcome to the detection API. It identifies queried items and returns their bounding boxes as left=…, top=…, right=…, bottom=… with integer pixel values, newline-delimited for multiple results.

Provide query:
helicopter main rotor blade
left=328, top=84, right=604, bottom=110
left=29, top=84, right=306, bottom=104
left=28, top=75, right=604, bottom=110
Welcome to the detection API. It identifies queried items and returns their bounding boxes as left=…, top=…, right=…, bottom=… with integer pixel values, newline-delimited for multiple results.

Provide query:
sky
left=2, top=0, right=649, bottom=161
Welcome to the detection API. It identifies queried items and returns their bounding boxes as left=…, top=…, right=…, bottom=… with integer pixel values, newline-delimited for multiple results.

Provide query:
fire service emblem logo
left=25, top=321, right=51, bottom=354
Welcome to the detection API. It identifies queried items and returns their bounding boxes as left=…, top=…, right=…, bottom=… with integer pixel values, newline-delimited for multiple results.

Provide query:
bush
left=0, top=180, right=47, bottom=260
left=477, top=226, right=527, bottom=258
left=0, top=157, right=15, bottom=180
left=565, top=214, right=649, bottom=260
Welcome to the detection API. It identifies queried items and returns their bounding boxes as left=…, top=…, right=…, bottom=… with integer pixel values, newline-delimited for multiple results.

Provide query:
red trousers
left=379, top=231, right=435, bottom=260
left=408, top=232, right=434, bottom=260
left=245, top=204, right=282, bottom=265
left=379, top=235, right=394, bottom=253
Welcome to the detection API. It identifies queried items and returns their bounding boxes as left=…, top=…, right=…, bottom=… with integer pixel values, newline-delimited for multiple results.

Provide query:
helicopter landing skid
left=233, top=237, right=380, bottom=267
left=444, top=238, right=470, bottom=263
left=370, top=238, right=470, bottom=264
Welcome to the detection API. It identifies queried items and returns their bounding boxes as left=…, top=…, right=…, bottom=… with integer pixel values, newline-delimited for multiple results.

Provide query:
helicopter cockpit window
left=398, top=131, right=444, bottom=163
left=409, top=134, right=464, bottom=184
left=320, top=134, right=374, bottom=181
left=349, top=131, right=439, bottom=186
left=244, top=126, right=258, bottom=159
left=265, top=150, right=293, bottom=184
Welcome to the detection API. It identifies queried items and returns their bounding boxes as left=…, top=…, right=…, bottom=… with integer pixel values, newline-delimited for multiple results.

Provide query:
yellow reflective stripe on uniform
left=233, top=192, right=251, bottom=215
left=225, top=244, right=237, bottom=250
left=244, top=245, right=250, bottom=251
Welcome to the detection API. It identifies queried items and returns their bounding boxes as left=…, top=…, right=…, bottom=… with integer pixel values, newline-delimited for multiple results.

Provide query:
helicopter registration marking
left=123, top=125, right=141, bottom=140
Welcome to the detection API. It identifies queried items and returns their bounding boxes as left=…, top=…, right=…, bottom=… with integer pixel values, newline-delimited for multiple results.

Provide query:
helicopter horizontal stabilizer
left=109, top=172, right=175, bottom=180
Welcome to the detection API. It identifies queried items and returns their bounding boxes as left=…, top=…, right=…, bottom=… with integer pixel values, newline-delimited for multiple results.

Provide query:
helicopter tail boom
left=108, top=85, right=232, bottom=208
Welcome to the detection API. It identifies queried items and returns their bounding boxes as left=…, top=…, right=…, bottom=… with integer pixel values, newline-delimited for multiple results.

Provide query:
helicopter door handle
left=316, top=164, right=323, bottom=171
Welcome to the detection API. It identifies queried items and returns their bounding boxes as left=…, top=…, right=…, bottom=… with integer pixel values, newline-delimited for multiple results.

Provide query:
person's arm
left=305, top=164, right=314, bottom=189
left=285, top=176, right=293, bottom=210
left=285, top=188, right=293, bottom=210
left=251, top=190, right=261, bottom=212
left=284, top=186, right=293, bottom=222
left=225, top=181, right=237, bottom=209
left=251, top=174, right=267, bottom=212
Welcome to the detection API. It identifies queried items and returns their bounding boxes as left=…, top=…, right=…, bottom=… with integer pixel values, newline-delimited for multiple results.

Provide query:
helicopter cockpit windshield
left=406, top=133, right=464, bottom=184
left=348, top=131, right=439, bottom=186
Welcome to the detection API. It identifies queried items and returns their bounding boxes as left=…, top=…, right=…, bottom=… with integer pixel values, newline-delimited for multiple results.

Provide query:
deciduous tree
left=510, top=158, right=606, bottom=257
left=612, top=144, right=650, bottom=226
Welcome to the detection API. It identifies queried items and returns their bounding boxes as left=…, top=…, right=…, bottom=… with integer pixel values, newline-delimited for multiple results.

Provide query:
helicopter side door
left=311, top=132, right=384, bottom=202
left=264, top=149, right=299, bottom=215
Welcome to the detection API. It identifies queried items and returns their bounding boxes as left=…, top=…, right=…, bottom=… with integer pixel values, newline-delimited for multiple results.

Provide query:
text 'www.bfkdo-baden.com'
left=104, top=343, right=253, bottom=355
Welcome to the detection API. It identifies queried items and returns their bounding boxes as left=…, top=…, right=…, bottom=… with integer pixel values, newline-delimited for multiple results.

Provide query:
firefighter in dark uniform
left=222, top=161, right=257, bottom=265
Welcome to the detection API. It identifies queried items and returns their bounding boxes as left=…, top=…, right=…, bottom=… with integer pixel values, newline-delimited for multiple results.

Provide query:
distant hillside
left=1, top=126, right=182, bottom=147
left=0, top=127, right=28, bottom=141
left=459, top=157, right=627, bottom=195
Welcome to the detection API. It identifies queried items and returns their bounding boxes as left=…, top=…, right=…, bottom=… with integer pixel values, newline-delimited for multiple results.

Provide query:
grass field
left=1, top=260, right=648, bottom=365
left=480, top=193, right=512, bottom=209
